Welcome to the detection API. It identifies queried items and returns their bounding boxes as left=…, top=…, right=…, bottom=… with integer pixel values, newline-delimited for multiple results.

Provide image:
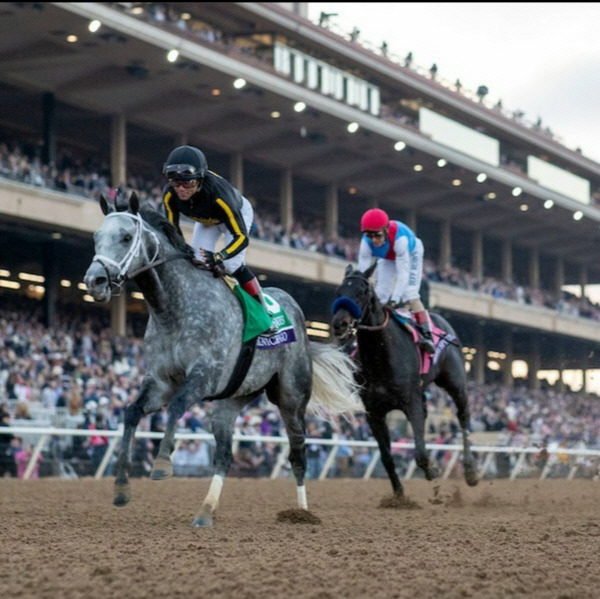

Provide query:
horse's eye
left=123, top=234, right=132, bottom=243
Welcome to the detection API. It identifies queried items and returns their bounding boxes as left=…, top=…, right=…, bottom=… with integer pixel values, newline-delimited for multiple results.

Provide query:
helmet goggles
left=163, top=163, right=202, bottom=181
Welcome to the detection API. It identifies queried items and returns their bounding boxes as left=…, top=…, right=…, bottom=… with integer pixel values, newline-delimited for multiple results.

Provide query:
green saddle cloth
left=224, top=278, right=289, bottom=342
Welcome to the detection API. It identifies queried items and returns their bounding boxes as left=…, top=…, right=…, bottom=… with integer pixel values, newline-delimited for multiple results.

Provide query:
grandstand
left=1, top=1, right=600, bottom=396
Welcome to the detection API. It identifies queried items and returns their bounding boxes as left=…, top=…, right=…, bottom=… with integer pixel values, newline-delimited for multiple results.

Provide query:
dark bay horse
left=331, top=263, right=479, bottom=497
left=84, top=193, right=361, bottom=526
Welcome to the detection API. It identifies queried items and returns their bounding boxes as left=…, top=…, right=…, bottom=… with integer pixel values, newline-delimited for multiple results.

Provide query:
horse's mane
left=139, top=203, right=195, bottom=259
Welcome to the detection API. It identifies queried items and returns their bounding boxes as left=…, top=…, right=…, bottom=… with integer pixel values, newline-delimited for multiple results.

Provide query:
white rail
left=1, top=426, right=599, bottom=481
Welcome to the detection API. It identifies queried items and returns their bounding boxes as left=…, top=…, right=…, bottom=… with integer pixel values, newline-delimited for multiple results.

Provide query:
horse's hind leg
left=436, top=357, right=479, bottom=487
left=366, top=410, right=404, bottom=496
left=193, top=397, right=247, bottom=528
left=114, top=376, right=156, bottom=506
left=268, top=374, right=310, bottom=510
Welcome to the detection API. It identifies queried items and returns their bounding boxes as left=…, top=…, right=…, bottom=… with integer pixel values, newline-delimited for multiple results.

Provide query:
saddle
left=388, top=308, right=457, bottom=375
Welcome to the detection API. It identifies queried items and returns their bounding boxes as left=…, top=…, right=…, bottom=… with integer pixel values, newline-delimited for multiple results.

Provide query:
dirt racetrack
left=2, top=477, right=599, bottom=599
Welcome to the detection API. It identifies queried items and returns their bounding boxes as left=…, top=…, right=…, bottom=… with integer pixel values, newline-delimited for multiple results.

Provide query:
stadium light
left=88, top=19, right=101, bottom=33
left=520, top=204, right=529, bottom=211
left=573, top=210, right=583, bottom=221
left=347, top=122, right=359, bottom=133
left=394, top=141, right=406, bottom=152
left=413, top=164, right=423, bottom=172
left=544, top=199, right=554, bottom=209
left=167, top=49, right=179, bottom=63
left=437, top=158, right=447, bottom=167
left=512, top=187, right=522, bottom=197
left=476, top=173, right=487, bottom=183
left=271, top=111, right=281, bottom=119
left=0, top=269, right=10, bottom=277
left=66, top=35, right=78, bottom=43
left=452, top=179, right=461, bottom=186
left=233, top=78, right=247, bottom=89
left=294, top=101, right=306, bottom=112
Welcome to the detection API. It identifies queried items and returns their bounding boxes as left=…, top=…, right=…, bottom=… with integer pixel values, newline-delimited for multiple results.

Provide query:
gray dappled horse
left=84, top=193, right=361, bottom=527
left=331, top=264, right=479, bottom=497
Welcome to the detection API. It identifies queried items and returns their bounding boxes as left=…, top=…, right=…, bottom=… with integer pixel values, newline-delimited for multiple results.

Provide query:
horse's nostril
left=94, top=276, right=107, bottom=287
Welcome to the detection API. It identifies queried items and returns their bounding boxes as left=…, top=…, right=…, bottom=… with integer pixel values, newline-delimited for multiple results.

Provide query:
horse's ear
left=345, top=264, right=354, bottom=277
left=99, top=194, right=112, bottom=215
left=363, top=261, right=378, bottom=280
left=129, top=191, right=139, bottom=215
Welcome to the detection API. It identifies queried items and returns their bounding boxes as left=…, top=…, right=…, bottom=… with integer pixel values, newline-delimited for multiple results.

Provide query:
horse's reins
left=91, top=212, right=189, bottom=294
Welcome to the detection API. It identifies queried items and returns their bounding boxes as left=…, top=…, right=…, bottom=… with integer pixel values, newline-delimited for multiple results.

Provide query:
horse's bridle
left=332, top=274, right=390, bottom=333
left=91, top=212, right=188, bottom=295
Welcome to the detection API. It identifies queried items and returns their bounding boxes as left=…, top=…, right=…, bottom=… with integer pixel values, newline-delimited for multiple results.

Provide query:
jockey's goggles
left=168, top=178, right=198, bottom=189
left=365, top=230, right=385, bottom=239
left=163, top=163, right=201, bottom=180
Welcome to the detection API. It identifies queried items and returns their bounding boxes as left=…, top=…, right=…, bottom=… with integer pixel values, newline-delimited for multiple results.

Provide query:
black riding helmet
left=163, top=145, right=208, bottom=181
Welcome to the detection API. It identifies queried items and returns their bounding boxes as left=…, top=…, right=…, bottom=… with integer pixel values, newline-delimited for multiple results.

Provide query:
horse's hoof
left=425, top=467, right=439, bottom=481
left=150, top=458, right=173, bottom=480
left=113, top=484, right=131, bottom=506
left=191, top=514, right=214, bottom=528
left=464, top=466, right=479, bottom=487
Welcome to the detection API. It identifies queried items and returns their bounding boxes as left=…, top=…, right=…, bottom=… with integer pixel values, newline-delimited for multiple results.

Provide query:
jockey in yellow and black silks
left=161, top=145, right=273, bottom=326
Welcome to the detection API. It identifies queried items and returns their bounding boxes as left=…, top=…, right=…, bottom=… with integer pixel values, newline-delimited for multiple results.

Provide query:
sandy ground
left=2, top=477, right=599, bottom=599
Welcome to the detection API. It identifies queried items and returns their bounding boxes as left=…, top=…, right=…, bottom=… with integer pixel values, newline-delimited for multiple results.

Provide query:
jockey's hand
left=200, top=250, right=226, bottom=277
left=385, top=299, right=399, bottom=311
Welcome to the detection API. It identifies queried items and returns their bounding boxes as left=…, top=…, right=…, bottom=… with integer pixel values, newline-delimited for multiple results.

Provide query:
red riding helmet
left=361, top=208, right=389, bottom=232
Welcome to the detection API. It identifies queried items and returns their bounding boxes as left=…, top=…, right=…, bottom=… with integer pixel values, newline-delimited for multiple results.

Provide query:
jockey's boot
left=242, top=276, right=277, bottom=333
left=414, top=310, right=435, bottom=354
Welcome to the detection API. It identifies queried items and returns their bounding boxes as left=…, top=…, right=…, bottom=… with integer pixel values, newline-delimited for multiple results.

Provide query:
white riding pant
left=190, top=196, right=253, bottom=274
left=375, top=238, right=424, bottom=304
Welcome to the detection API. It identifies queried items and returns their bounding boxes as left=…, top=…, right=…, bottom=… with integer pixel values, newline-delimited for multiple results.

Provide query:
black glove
left=200, top=249, right=226, bottom=277
left=385, top=299, right=399, bottom=310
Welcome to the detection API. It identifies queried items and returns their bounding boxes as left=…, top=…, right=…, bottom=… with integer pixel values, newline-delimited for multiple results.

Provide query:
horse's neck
left=134, top=258, right=199, bottom=318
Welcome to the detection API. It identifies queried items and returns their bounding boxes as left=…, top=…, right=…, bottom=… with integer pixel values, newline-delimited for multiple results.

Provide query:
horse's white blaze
left=297, top=485, right=308, bottom=510
left=204, top=474, right=224, bottom=509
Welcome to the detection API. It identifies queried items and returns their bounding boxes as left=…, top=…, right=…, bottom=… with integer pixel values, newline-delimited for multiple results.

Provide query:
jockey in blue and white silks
left=357, top=208, right=435, bottom=354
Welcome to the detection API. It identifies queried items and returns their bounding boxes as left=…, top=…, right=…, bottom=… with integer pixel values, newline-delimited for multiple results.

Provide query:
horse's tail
left=307, top=341, right=363, bottom=418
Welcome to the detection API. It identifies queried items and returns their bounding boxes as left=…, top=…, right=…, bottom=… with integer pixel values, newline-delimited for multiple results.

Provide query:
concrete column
left=42, top=242, right=59, bottom=328
left=579, top=265, right=588, bottom=301
left=528, top=335, right=541, bottom=390
left=501, top=239, right=513, bottom=283
left=325, top=184, right=338, bottom=239
left=503, top=328, right=513, bottom=388
left=230, top=152, right=244, bottom=193
left=439, top=220, right=452, bottom=271
left=528, top=247, right=540, bottom=289
left=405, top=209, right=417, bottom=232
left=554, top=256, right=564, bottom=297
left=41, top=92, right=57, bottom=166
left=111, top=114, right=127, bottom=188
left=472, top=324, right=485, bottom=384
left=556, top=342, right=565, bottom=393
left=280, top=169, right=293, bottom=231
left=111, top=293, right=127, bottom=337
left=471, top=230, right=483, bottom=280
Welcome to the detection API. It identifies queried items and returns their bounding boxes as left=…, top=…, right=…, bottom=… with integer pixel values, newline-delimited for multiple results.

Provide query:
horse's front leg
left=193, top=397, right=246, bottom=528
left=151, top=390, right=188, bottom=480
left=407, top=390, right=438, bottom=481
left=114, top=376, right=157, bottom=506
left=367, top=409, right=404, bottom=496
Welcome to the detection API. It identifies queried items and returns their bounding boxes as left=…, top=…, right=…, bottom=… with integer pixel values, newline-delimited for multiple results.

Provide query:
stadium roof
left=2, top=2, right=600, bottom=271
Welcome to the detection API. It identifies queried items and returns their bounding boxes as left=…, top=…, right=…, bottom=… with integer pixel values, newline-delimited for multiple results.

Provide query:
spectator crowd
left=1, top=295, right=599, bottom=481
